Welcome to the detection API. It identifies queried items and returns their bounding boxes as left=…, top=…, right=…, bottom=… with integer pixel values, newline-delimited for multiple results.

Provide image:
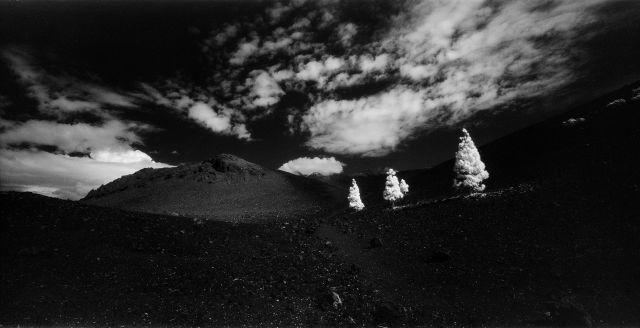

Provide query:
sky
left=1, top=0, right=640, bottom=200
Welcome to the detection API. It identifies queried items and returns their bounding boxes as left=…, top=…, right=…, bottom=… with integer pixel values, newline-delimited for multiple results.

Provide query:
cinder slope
left=82, top=154, right=342, bottom=221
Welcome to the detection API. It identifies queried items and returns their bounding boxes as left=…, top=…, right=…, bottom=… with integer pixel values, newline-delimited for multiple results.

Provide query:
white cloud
left=139, top=84, right=252, bottom=140
left=297, top=0, right=611, bottom=156
left=248, top=71, right=284, bottom=108
left=399, top=63, right=438, bottom=81
left=187, top=102, right=251, bottom=140
left=229, top=38, right=260, bottom=65
left=0, top=119, right=142, bottom=153
left=2, top=48, right=137, bottom=116
left=213, top=24, right=239, bottom=46
left=295, top=56, right=346, bottom=86
left=359, top=54, right=390, bottom=73
left=278, top=156, right=344, bottom=176
left=90, top=148, right=153, bottom=163
left=188, top=102, right=232, bottom=133
left=267, top=2, right=292, bottom=23
left=262, top=37, right=293, bottom=53
left=0, top=118, right=174, bottom=199
left=154, top=0, right=618, bottom=158
left=302, top=88, right=430, bottom=156
left=83, top=85, right=137, bottom=108
left=337, top=23, right=358, bottom=46
left=0, top=48, right=175, bottom=199
left=271, top=68, right=295, bottom=82
left=0, top=148, right=171, bottom=200
left=390, top=0, right=605, bottom=104
left=48, top=97, right=101, bottom=113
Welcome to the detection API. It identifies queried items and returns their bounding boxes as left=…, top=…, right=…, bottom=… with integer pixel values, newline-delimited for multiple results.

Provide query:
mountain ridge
left=82, top=153, right=343, bottom=221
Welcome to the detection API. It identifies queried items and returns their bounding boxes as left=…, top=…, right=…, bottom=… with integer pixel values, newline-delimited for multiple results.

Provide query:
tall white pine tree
left=399, top=179, right=409, bottom=196
left=383, top=168, right=403, bottom=205
left=348, top=179, right=365, bottom=211
left=453, top=128, right=489, bottom=192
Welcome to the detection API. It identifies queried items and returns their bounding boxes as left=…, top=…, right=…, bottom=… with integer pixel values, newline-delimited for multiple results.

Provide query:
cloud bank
left=149, top=0, right=617, bottom=156
left=278, top=156, right=344, bottom=176
left=0, top=149, right=170, bottom=200
left=0, top=49, right=172, bottom=199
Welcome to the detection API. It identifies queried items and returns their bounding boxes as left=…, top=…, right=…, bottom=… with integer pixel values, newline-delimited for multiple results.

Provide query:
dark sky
left=1, top=0, right=640, bottom=199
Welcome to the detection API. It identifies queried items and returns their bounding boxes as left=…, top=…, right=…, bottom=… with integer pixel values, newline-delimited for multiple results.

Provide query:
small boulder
left=317, top=287, right=343, bottom=310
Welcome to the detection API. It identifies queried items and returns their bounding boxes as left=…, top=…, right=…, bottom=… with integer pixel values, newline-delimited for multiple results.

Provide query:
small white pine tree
left=348, top=179, right=365, bottom=211
left=453, top=128, right=489, bottom=192
left=399, top=179, right=409, bottom=196
left=383, top=168, right=403, bottom=205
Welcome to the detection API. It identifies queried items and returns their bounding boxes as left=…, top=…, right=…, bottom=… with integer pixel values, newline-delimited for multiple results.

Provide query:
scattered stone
left=317, top=287, right=342, bottom=310
left=606, top=98, right=626, bottom=108
left=562, top=118, right=586, bottom=126
left=331, top=291, right=342, bottom=309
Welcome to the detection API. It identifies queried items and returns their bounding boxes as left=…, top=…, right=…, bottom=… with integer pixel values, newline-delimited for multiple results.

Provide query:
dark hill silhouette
left=355, top=81, right=640, bottom=207
left=82, top=153, right=343, bottom=221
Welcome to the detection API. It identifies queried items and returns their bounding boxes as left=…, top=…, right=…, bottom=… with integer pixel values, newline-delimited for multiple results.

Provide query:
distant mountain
left=355, top=81, right=640, bottom=205
left=82, top=154, right=343, bottom=221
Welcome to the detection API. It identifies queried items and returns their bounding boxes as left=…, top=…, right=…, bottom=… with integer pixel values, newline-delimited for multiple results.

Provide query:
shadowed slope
left=82, top=154, right=342, bottom=221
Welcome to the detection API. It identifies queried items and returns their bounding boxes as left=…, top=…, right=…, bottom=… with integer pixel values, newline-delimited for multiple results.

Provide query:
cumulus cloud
left=89, top=149, right=154, bottom=164
left=188, top=102, right=232, bottom=132
left=359, top=54, right=390, bottom=73
left=150, top=0, right=621, bottom=157
left=337, top=23, right=358, bottom=46
left=141, top=84, right=251, bottom=140
left=187, top=102, right=251, bottom=140
left=295, top=57, right=346, bottom=87
left=302, top=88, right=428, bottom=156
left=0, top=48, right=172, bottom=199
left=229, top=38, right=260, bottom=65
left=0, top=148, right=171, bottom=200
left=278, top=156, right=344, bottom=176
left=213, top=24, right=239, bottom=46
left=297, top=0, right=615, bottom=156
left=248, top=71, right=285, bottom=108
left=0, top=118, right=171, bottom=200
left=0, top=119, right=142, bottom=153
left=0, top=116, right=173, bottom=200
left=2, top=48, right=137, bottom=116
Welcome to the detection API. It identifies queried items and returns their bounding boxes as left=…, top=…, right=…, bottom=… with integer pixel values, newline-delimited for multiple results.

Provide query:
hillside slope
left=2, top=83, right=640, bottom=326
left=356, top=81, right=640, bottom=206
left=82, top=154, right=342, bottom=221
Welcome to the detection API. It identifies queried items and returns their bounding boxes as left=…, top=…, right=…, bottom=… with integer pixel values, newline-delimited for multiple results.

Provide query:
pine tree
left=383, top=168, right=403, bottom=205
left=399, top=179, right=409, bottom=196
left=453, top=128, right=489, bottom=192
left=348, top=179, right=365, bottom=211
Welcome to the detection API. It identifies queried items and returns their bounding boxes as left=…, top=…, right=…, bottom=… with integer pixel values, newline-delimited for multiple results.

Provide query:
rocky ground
left=2, top=83, right=640, bottom=326
left=2, top=172, right=639, bottom=327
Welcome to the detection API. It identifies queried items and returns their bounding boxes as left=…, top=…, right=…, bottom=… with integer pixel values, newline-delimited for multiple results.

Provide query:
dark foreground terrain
left=2, top=83, right=640, bottom=326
